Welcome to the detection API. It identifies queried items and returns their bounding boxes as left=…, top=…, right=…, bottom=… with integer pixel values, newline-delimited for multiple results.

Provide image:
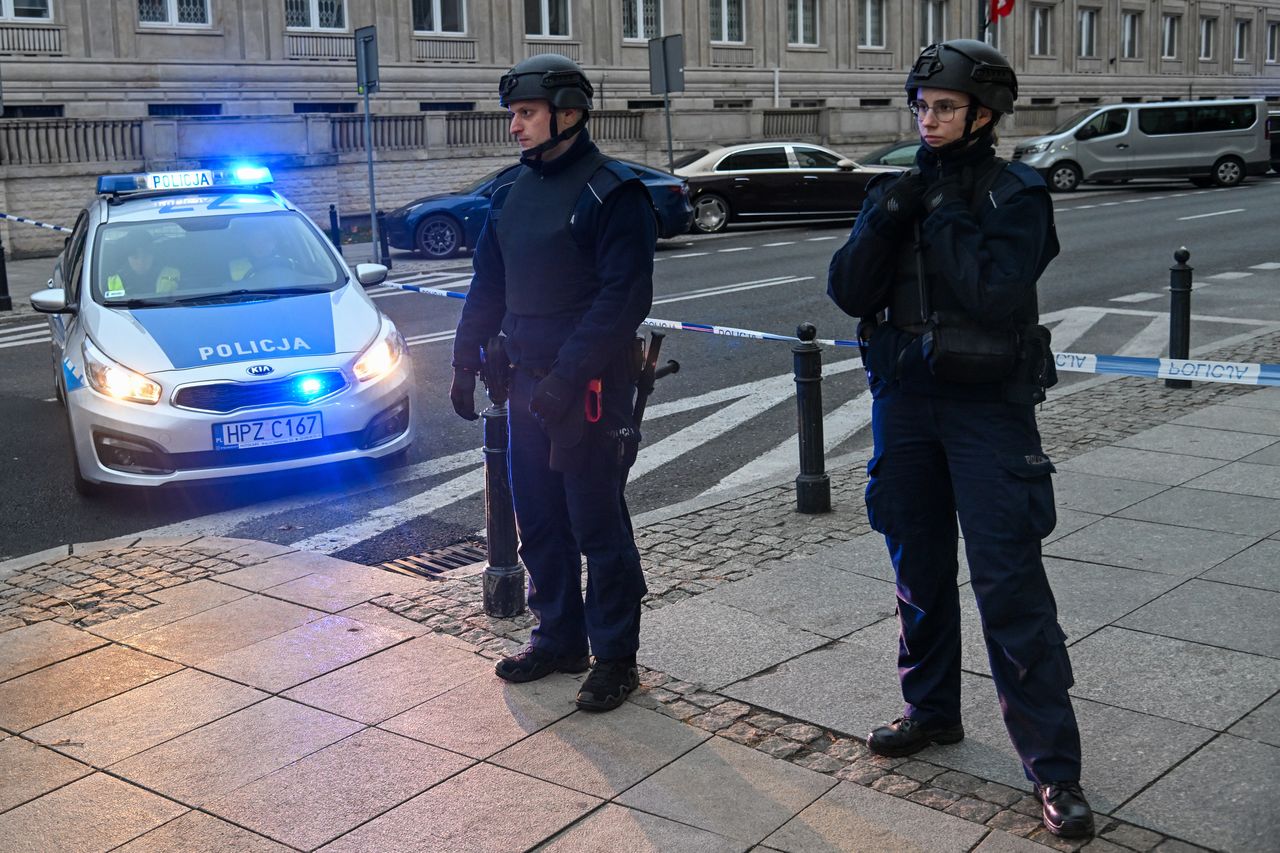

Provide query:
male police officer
left=828, top=41, right=1093, bottom=838
left=450, top=54, right=655, bottom=712
left=104, top=232, right=180, bottom=297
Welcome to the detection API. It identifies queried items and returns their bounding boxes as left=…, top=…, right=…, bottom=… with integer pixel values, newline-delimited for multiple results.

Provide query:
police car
left=31, top=166, right=414, bottom=495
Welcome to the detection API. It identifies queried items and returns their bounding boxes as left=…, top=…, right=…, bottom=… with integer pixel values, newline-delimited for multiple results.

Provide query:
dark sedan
left=673, top=142, right=894, bottom=234
left=384, top=161, right=694, bottom=259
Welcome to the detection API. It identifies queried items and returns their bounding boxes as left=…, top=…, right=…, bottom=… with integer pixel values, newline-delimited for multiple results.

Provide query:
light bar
left=97, top=166, right=274, bottom=195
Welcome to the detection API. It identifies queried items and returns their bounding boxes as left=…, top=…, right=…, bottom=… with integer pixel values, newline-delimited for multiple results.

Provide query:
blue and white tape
left=382, top=280, right=1280, bottom=387
left=0, top=212, right=72, bottom=232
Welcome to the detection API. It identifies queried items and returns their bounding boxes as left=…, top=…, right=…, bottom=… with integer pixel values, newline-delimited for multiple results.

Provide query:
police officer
left=828, top=40, right=1093, bottom=838
left=450, top=54, right=655, bottom=712
left=105, top=232, right=180, bottom=297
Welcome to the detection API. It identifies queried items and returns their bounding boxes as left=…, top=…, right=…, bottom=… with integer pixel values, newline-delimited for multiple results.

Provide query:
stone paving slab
left=762, top=778, right=988, bottom=852
left=1114, top=486, right=1280, bottom=537
left=1199, top=539, right=1280, bottom=592
left=1067, top=627, right=1280, bottom=730
left=115, top=810, right=292, bottom=852
left=123, top=594, right=324, bottom=666
left=1227, top=692, right=1280, bottom=748
left=337, top=601, right=431, bottom=636
left=318, top=762, right=599, bottom=853
left=1043, top=517, right=1257, bottom=577
left=261, top=567, right=428, bottom=613
left=1044, top=508, right=1105, bottom=544
left=535, top=803, right=748, bottom=852
left=1115, top=423, right=1278, bottom=461
left=27, top=669, right=266, bottom=767
left=1055, top=446, right=1229, bottom=486
left=88, top=579, right=250, bottom=641
left=491, top=701, right=710, bottom=799
left=1242, top=441, right=1280, bottom=466
left=1117, top=578, right=1280, bottom=658
left=1116, top=735, right=1275, bottom=852
left=1051, top=471, right=1169, bottom=515
left=616, top=736, right=836, bottom=846
left=202, top=728, right=473, bottom=851
left=799, top=532, right=897, bottom=582
left=0, top=736, right=92, bottom=813
left=1171, top=402, right=1280, bottom=436
left=379, top=670, right=580, bottom=760
left=0, top=772, right=187, bottom=852
left=0, top=644, right=180, bottom=732
left=1183, top=460, right=1280, bottom=500
left=972, top=830, right=1055, bottom=852
left=638, top=600, right=829, bottom=690
left=109, top=697, right=364, bottom=806
left=0, top=620, right=106, bottom=683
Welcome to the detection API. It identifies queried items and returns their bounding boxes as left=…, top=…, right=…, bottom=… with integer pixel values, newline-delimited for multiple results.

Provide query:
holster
left=1004, top=323, right=1058, bottom=405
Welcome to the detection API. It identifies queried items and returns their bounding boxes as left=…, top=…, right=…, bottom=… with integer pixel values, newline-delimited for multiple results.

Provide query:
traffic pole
left=376, top=210, right=392, bottom=270
left=479, top=338, right=525, bottom=618
left=1166, top=246, right=1193, bottom=389
left=0, top=228, right=12, bottom=312
left=327, top=204, right=343, bottom=256
left=793, top=322, right=830, bottom=513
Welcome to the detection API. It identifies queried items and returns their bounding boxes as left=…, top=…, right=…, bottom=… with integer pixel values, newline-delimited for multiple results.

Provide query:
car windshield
left=672, top=149, right=710, bottom=170
left=94, top=210, right=344, bottom=307
left=1049, top=109, right=1098, bottom=136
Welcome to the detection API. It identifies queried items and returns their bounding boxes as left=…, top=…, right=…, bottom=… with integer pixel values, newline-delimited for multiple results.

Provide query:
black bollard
left=1166, top=246, right=1193, bottom=389
left=480, top=339, right=525, bottom=618
left=0, top=229, right=12, bottom=312
left=793, top=323, right=831, bottom=513
left=327, top=204, right=344, bottom=256
left=376, top=210, right=392, bottom=270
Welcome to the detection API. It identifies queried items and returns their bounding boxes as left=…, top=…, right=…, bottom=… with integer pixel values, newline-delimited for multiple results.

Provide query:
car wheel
left=1048, top=162, right=1082, bottom=192
left=415, top=215, right=463, bottom=259
left=692, top=193, right=730, bottom=234
left=1211, top=156, right=1245, bottom=188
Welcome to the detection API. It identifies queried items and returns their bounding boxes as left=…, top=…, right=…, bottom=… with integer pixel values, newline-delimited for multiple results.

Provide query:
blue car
left=384, top=160, right=694, bottom=259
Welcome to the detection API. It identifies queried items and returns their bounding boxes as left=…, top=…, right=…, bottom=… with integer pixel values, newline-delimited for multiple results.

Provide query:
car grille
left=172, top=370, right=347, bottom=413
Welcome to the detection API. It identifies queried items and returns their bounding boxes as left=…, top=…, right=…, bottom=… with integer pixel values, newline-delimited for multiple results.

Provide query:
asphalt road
left=2, top=175, right=1278, bottom=565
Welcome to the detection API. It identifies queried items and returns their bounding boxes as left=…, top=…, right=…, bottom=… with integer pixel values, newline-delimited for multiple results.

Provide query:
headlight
left=83, top=338, right=161, bottom=404
left=1021, top=142, right=1050, bottom=155
left=353, top=322, right=406, bottom=383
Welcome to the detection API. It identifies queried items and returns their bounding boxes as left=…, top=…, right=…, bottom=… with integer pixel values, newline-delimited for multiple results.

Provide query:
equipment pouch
left=1005, top=323, right=1058, bottom=405
left=920, top=311, right=1019, bottom=383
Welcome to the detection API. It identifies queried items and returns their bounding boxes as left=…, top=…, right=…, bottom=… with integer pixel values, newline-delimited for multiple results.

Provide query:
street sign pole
left=355, top=26, right=380, bottom=264
left=648, top=34, right=685, bottom=173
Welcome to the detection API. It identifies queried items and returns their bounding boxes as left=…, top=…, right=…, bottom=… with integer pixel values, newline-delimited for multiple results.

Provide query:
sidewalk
left=3, top=324, right=1277, bottom=852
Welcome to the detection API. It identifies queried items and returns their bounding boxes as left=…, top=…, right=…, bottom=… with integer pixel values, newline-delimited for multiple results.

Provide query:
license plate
left=213, top=413, right=323, bottom=450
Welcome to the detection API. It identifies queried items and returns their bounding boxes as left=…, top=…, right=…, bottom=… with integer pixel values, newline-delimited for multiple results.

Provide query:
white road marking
left=1207, top=272, right=1252, bottom=280
left=1110, top=292, right=1164, bottom=303
left=1177, top=208, right=1244, bottom=221
left=1115, top=316, right=1170, bottom=358
left=718, top=247, right=752, bottom=253
left=1249, top=262, right=1280, bottom=271
left=762, top=241, right=796, bottom=247
left=652, top=276, right=813, bottom=307
left=0, top=322, right=49, bottom=335
left=669, top=252, right=709, bottom=258
left=405, top=329, right=457, bottom=347
left=0, top=335, right=51, bottom=350
left=806, top=236, right=838, bottom=242
left=1041, top=307, right=1107, bottom=351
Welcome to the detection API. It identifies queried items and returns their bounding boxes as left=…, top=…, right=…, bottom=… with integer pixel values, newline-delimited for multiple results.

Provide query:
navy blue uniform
left=828, top=135, right=1082, bottom=786
left=454, top=129, right=655, bottom=661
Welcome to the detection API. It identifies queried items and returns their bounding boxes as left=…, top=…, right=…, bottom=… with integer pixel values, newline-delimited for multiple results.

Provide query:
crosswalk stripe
left=1115, top=315, right=1171, bottom=357
left=0, top=335, right=51, bottom=350
left=1043, top=307, right=1106, bottom=351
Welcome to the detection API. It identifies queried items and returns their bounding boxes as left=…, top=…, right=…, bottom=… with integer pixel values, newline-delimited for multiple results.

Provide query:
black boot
left=575, top=657, right=639, bottom=712
left=1035, top=781, right=1094, bottom=838
left=867, top=716, right=965, bottom=757
left=495, top=645, right=590, bottom=684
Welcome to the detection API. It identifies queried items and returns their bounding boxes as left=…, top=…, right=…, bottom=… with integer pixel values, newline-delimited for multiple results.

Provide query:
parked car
left=860, top=138, right=921, bottom=168
left=384, top=160, right=694, bottom=259
left=673, top=142, right=886, bottom=234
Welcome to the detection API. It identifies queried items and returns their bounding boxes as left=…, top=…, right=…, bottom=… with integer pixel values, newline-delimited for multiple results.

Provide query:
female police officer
left=450, top=54, right=655, bottom=713
left=828, top=40, right=1093, bottom=838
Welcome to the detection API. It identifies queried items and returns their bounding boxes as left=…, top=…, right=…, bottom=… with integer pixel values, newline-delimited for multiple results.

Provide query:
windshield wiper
left=219, top=287, right=334, bottom=298
left=106, top=297, right=181, bottom=308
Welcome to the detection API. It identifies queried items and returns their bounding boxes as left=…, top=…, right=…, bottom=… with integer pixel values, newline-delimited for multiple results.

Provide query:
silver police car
left=31, top=166, right=415, bottom=495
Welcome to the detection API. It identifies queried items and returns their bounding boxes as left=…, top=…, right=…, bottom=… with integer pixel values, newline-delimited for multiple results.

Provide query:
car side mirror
left=31, top=287, right=73, bottom=314
left=1075, top=126, right=1097, bottom=141
left=355, top=263, right=388, bottom=287
left=836, top=159, right=856, bottom=171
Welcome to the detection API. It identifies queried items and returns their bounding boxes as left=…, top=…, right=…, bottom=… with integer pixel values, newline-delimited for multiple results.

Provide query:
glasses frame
left=907, top=100, right=972, bottom=122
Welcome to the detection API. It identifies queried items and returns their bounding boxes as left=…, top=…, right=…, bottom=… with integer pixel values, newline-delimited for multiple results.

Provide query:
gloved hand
left=449, top=367, right=479, bottom=421
left=923, top=175, right=968, bottom=214
left=879, top=173, right=927, bottom=225
left=529, top=373, right=578, bottom=423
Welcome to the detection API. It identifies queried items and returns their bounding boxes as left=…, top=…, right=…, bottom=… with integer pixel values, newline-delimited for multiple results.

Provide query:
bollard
left=480, top=339, right=525, bottom=618
left=793, top=323, right=831, bottom=513
left=376, top=210, right=392, bottom=270
left=0, top=229, right=12, bottom=312
left=1166, top=246, right=1193, bottom=389
left=327, top=204, right=343, bottom=257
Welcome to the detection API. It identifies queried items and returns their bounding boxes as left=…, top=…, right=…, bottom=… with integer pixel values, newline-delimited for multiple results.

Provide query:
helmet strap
left=518, top=108, right=588, bottom=166
left=925, top=104, right=990, bottom=155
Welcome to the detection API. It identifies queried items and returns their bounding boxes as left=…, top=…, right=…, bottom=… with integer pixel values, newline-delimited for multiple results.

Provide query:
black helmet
left=499, top=53, right=594, bottom=111
left=906, top=39, right=1017, bottom=115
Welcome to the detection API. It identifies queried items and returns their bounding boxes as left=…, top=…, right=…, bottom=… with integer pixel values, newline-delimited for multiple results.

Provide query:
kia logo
left=246, top=364, right=274, bottom=376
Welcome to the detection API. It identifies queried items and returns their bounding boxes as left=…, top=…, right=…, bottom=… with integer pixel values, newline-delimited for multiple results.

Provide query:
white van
left=1013, top=99, right=1269, bottom=192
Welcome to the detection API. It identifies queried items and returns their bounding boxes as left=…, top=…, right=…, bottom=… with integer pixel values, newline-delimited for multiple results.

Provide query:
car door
left=790, top=145, right=861, bottom=214
left=713, top=146, right=791, bottom=216
left=1072, top=107, right=1133, bottom=180
left=50, top=209, right=90, bottom=381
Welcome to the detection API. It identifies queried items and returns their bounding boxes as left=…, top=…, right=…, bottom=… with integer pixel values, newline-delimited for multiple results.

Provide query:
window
left=622, top=0, right=660, bottom=40
left=419, top=101, right=474, bottom=111
left=138, top=0, right=209, bottom=26
left=793, top=147, right=841, bottom=168
left=1234, top=19, right=1250, bottom=61
left=413, top=0, right=465, bottom=34
left=525, top=0, right=569, bottom=37
left=1077, top=108, right=1128, bottom=139
left=1, top=0, right=50, bottom=19
left=293, top=102, right=355, bottom=113
left=710, top=0, right=744, bottom=43
left=1122, top=11, right=1141, bottom=59
left=285, top=0, right=345, bottom=30
left=717, top=148, right=788, bottom=170
left=920, top=0, right=947, bottom=47
left=859, top=0, right=884, bottom=47
left=1078, top=9, right=1097, bottom=58
left=1, top=104, right=63, bottom=117
left=984, top=16, right=1001, bottom=51
left=713, top=98, right=751, bottom=108
left=1268, top=22, right=1278, bottom=63
left=788, top=0, right=818, bottom=46
left=1162, top=15, right=1180, bottom=59
left=1032, top=6, right=1052, bottom=56
left=1138, top=103, right=1255, bottom=135
left=626, top=99, right=664, bottom=109
left=148, top=103, right=221, bottom=116
left=1200, top=17, right=1216, bottom=60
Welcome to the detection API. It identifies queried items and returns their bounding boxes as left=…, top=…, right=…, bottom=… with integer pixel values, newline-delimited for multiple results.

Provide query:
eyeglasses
left=907, top=100, right=971, bottom=122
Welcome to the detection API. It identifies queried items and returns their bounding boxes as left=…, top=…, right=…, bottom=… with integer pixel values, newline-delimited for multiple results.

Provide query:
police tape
left=0, top=212, right=72, bottom=232
left=380, top=280, right=1280, bottom=387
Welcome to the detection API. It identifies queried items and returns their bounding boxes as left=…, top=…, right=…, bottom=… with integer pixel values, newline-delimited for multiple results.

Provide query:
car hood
left=85, top=287, right=381, bottom=375
left=1014, top=135, right=1057, bottom=150
left=398, top=190, right=470, bottom=212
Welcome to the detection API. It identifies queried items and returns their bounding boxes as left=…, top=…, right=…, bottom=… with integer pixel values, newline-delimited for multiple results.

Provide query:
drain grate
left=377, top=541, right=489, bottom=579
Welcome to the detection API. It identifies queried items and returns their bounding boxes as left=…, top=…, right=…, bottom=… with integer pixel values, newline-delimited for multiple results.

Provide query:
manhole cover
left=377, top=541, right=488, bottom=579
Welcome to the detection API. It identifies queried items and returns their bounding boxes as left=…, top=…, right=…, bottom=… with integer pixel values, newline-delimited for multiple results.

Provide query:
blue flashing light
left=96, top=175, right=148, bottom=194
left=231, top=164, right=273, bottom=185
left=97, top=165, right=273, bottom=196
left=297, top=376, right=325, bottom=398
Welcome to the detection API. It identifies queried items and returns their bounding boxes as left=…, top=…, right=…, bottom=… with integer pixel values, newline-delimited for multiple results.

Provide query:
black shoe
left=866, top=716, right=965, bottom=758
left=1034, top=781, right=1095, bottom=838
left=494, top=645, right=589, bottom=684
left=575, top=657, right=639, bottom=712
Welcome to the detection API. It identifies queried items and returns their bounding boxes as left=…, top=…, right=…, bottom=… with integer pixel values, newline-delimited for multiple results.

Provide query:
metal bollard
left=327, top=204, right=344, bottom=256
left=793, top=323, right=831, bottom=513
left=1166, top=246, right=1193, bottom=389
left=480, top=340, right=525, bottom=618
left=376, top=210, right=392, bottom=270
left=0, top=229, right=12, bottom=312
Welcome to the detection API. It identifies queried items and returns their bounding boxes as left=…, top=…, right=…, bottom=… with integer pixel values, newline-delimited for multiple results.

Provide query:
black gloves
left=449, top=367, right=478, bottom=421
left=879, top=173, right=927, bottom=226
left=529, top=373, right=578, bottom=423
left=923, top=175, right=968, bottom=214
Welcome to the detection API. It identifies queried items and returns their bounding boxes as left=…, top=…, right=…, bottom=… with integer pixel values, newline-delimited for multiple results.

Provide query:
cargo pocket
left=996, top=620, right=1073, bottom=688
left=998, top=451, right=1058, bottom=541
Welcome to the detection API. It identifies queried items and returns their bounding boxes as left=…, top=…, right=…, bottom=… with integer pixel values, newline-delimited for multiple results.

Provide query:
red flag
left=990, top=0, right=1015, bottom=20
